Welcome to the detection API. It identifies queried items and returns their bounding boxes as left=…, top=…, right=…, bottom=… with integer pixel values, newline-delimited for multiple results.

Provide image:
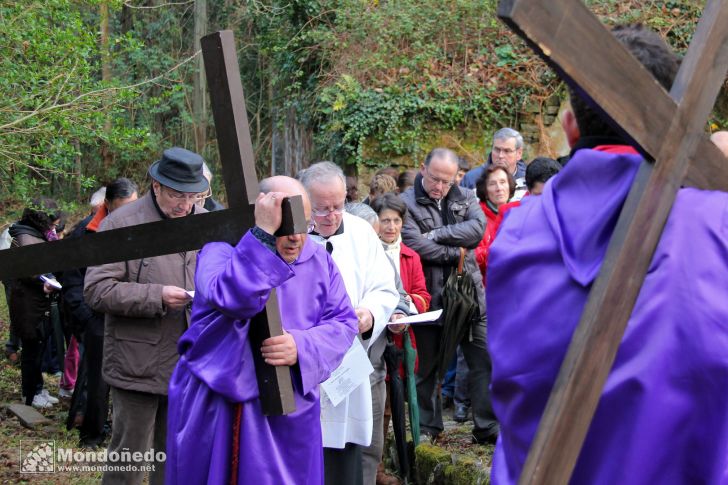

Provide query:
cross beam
left=497, top=1, right=728, bottom=483
left=0, top=31, right=304, bottom=416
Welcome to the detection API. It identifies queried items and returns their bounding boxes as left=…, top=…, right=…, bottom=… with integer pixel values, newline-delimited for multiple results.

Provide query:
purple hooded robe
left=487, top=147, right=728, bottom=484
left=166, top=232, right=358, bottom=485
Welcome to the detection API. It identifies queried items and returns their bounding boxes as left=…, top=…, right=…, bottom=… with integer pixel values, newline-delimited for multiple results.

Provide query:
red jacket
left=475, top=200, right=520, bottom=278
left=391, top=242, right=430, bottom=376
left=399, top=243, right=431, bottom=313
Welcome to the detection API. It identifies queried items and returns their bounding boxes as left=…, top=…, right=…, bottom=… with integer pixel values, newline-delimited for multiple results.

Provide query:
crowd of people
left=2, top=126, right=558, bottom=485
left=2, top=23, right=727, bottom=485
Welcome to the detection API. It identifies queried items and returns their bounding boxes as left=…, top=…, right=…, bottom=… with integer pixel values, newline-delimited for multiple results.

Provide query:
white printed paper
left=387, top=309, right=442, bottom=325
left=185, top=290, right=195, bottom=299
left=321, top=341, right=374, bottom=407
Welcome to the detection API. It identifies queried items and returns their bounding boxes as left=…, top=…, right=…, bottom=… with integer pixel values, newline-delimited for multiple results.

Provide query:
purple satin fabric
left=487, top=149, right=728, bottom=484
left=166, top=232, right=358, bottom=485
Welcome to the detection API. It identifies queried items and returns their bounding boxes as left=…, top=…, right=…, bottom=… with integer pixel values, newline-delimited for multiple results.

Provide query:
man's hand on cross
left=254, top=191, right=285, bottom=236
left=261, top=331, right=298, bottom=366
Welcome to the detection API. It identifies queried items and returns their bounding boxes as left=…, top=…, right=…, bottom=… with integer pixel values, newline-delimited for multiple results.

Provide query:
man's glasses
left=311, top=205, right=345, bottom=217
left=162, top=186, right=209, bottom=203
left=424, top=167, right=455, bottom=187
left=492, top=146, right=517, bottom=155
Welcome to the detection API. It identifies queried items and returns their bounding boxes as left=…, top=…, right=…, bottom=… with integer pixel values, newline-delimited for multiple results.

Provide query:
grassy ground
left=0, top=284, right=101, bottom=484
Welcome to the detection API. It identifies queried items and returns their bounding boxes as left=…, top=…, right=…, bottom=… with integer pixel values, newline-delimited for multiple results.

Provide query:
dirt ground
left=0, top=284, right=102, bottom=484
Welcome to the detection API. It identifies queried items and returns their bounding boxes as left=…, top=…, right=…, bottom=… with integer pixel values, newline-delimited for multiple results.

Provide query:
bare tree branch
left=0, top=50, right=200, bottom=133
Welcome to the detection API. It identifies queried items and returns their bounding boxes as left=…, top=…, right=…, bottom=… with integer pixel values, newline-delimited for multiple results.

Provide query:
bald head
left=259, top=175, right=312, bottom=220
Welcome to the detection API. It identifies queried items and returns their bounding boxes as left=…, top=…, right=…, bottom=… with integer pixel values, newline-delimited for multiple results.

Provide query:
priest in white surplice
left=300, top=162, right=399, bottom=485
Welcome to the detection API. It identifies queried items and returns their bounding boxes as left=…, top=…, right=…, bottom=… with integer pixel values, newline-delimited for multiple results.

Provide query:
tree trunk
left=100, top=2, right=113, bottom=170
left=193, top=0, right=208, bottom=154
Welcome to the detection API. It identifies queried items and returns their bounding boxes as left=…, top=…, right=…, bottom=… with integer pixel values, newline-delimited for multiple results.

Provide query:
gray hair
left=89, top=187, right=106, bottom=208
left=202, top=162, right=213, bottom=181
left=345, top=202, right=379, bottom=227
left=298, top=161, right=346, bottom=190
left=492, top=127, right=524, bottom=150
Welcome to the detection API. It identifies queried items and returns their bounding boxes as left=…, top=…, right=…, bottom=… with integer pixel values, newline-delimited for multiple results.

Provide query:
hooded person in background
left=487, top=24, right=728, bottom=485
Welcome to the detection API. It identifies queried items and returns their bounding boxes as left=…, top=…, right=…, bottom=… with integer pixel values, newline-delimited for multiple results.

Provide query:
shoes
left=58, top=387, right=74, bottom=399
left=39, top=389, right=59, bottom=404
left=472, top=431, right=499, bottom=446
left=5, top=349, right=18, bottom=364
left=419, top=429, right=441, bottom=444
left=30, top=393, right=55, bottom=409
left=454, top=404, right=469, bottom=423
left=376, top=463, right=400, bottom=485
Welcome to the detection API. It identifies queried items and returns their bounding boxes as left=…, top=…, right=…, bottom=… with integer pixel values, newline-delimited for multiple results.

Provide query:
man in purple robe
left=166, top=176, right=358, bottom=485
left=487, top=25, right=728, bottom=484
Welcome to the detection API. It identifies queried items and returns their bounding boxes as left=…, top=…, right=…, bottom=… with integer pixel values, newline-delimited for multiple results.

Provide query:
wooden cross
left=0, top=31, right=303, bottom=416
left=497, top=1, right=728, bottom=483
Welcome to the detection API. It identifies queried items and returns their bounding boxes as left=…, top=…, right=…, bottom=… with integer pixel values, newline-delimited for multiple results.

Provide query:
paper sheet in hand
left=185, top=290, right=195, bottom=299
left=40, top=274, right=62, bottom=290
left=387, top=309, right=442, bottom=325
left=321, top=341, right=374, bottom=407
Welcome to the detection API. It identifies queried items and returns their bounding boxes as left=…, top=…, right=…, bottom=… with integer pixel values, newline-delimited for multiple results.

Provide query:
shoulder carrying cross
left=497, top=1, right=728, bottom=483
left=0, top=31, right=303, bottom=416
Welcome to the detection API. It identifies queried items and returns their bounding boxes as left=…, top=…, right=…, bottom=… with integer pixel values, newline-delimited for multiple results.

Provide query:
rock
left=5, top=403, right=52, bottom=429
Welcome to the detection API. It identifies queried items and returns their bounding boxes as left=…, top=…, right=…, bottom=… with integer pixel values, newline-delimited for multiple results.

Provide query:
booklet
left=321, top=341, right=374, bottom=407
left=386, top=309, right=443, bottom=325
left=39, top=274, right=62, bottom=290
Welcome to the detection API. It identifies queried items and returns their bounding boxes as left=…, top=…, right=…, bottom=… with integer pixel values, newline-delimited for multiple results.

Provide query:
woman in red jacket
left=475, top=165, right=521, bottom=281
left=371, top=193, right=431, bottom=313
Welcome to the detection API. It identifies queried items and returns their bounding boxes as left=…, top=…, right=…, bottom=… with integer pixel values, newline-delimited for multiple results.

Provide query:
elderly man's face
left=276, top=234, right=305, bottom=263
left=420, top=157, right=458, bottom=200
left=153, top=181, right=203, bottom=218
left=491, top=137, right=522, bottom=175
left=309, top=178, right=346, bottom=237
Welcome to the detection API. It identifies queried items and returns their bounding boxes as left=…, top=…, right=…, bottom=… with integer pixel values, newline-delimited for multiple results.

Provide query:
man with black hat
left=84, top=147, right=209, bottom=485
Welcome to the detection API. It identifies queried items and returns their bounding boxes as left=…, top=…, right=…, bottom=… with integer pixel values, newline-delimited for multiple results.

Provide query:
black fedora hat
left=148, top=147, right=210, bottom=193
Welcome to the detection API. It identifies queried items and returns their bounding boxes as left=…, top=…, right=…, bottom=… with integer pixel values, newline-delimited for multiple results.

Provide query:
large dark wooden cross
left=0, top=31, right=302, bottom=416
left=497, top=1, right=728, bottom=483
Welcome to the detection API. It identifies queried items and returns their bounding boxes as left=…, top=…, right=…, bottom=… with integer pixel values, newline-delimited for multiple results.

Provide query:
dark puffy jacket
left=400, top=174, right=486, bottom=320
left=7, top=223, right=51, bottom=340
left=61, top=214, right=105, bottom=339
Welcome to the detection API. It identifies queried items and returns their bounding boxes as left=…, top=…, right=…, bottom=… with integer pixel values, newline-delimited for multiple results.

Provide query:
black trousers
left=20, top=337, right=44, bottom=405
left=77, top=330, right=110, bottom=444
left=324, top=443, right=363, bottom=485
left=412, top=316, right=498, bottom=440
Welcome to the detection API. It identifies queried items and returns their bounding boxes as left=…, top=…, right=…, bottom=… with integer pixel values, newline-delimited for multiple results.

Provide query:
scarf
left=381, top=235, right=402, bottom=275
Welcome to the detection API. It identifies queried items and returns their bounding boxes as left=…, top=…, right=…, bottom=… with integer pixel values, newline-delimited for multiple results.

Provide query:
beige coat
left=84, top=192, right=206, bottom=395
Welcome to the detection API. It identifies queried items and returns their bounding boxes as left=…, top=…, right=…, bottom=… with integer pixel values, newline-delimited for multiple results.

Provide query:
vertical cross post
left=201, top=30, right=301, bottom=415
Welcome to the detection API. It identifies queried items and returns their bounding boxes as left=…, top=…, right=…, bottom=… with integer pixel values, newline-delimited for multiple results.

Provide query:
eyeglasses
left=424, top=167, right=455, bottom=187
left=161, top=186, right=209, bottom=203
left=492, top=146, right=518, bottom=155
left=312, top=205, right=345, bottom=217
